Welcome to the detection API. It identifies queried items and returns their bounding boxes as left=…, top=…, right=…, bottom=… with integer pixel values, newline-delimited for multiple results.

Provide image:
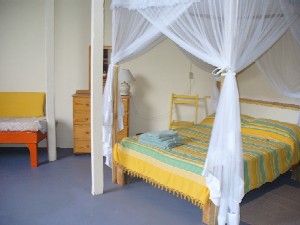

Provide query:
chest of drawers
left=73, top=92, right=129, bottom=154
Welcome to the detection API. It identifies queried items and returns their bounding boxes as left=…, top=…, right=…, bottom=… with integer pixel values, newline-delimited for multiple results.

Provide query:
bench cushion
left=0, top=117, right=47, bottom=134
left=0, top=92, right=46, bottom=117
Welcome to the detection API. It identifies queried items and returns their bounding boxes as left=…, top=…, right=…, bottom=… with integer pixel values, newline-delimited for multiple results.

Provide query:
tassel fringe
left=114, top=161, right=204, bottom=209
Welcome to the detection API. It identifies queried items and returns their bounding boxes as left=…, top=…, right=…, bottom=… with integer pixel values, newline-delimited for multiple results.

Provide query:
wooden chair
left=169, top=93, right=199, bottom=130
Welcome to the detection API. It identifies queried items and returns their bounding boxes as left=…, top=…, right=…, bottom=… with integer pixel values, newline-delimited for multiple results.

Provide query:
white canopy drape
left=256, top=31, right=300, bottom=125
left=102, top=8, right=165, bottom=166
left=256, top=2, right=300, bottom=125
left=104, top=1, right=300, bottom=224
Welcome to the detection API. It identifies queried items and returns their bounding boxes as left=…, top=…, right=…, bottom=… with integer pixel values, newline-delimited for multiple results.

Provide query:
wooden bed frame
left=0, top=131, right=47, bottom=167
left=110, top=69, right=300, bottom=225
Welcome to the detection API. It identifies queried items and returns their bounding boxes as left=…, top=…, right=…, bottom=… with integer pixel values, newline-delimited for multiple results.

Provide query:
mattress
left=114, top=115, right=300, bottom=207
left=0, top=117, right=47, bottom=134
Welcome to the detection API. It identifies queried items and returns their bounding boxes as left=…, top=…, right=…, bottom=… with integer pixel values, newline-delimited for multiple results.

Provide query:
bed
left=113, top=107, right=300, bottom=224
left=0, top=92, right=48, bottom=167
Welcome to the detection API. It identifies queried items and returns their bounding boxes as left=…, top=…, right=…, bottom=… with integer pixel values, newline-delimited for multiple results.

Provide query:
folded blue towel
left=139, top=135, right=176, bottom=142
left=139, top=131, right=184, bottom=150
left=140, top=130, right=178, bottom=139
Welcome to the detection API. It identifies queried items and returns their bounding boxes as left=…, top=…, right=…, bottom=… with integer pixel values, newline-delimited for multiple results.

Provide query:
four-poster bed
left=102, top=1, right=300, bottom=224
left=112, top=97, right=300, bottom=224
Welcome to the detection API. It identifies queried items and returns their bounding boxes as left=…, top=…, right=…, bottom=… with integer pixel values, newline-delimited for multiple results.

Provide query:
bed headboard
left=0, top=92, right=46, bottom=117
left=240, top=98, right=299, bottom=124
left=202, top=96, right=299, bottom=124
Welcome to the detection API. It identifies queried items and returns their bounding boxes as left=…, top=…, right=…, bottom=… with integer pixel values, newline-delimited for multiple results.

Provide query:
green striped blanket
left=120, top=118, right=300, bottom=193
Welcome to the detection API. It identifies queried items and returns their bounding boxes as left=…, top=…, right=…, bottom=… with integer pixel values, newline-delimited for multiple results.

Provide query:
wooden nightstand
left=72, top=91, right=130, bottom=154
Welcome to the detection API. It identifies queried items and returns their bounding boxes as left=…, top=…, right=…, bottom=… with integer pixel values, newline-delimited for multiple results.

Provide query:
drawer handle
left=85, top=118, right=89, bottom=121
left=86, top=131, right=89, bottom=134
left=86, top=104, right=90, bottom=107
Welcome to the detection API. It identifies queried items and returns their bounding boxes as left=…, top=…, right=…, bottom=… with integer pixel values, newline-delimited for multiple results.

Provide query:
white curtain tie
left=212, top=67, right=236, bottom=78
left=212, top=67, right=224, bottom=78
left=226, top=69, right=236, bottom=77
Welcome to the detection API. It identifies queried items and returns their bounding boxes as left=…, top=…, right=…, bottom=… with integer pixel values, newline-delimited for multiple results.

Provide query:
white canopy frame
left=102, top=1, right=300, bottom=224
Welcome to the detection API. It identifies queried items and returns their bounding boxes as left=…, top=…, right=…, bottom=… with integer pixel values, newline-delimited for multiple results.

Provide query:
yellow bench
left=0, top=92, right=47, bottom=167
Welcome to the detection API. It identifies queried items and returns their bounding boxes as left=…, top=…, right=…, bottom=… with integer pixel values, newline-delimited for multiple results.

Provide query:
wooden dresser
left=72, top=91, right=130, bottom=154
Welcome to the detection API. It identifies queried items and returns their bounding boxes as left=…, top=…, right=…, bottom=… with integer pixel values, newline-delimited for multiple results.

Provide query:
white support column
left=91, top=0, right=104, bottom=195
left=45, top=0, right=57, bottom=162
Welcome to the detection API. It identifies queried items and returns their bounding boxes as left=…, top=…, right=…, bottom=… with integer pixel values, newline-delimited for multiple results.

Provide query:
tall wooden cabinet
left=73, top=91, right=130, bottom=154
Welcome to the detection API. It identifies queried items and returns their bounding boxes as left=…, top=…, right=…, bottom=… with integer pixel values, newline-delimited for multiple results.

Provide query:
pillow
left=241, top=114, right=254, bottom=125
left=200, top=113, right=216, bottom=126
left=200, top=113, right=254, bottom=126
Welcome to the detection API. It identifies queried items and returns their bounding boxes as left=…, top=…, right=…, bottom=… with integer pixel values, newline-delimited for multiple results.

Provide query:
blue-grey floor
left=0, top=147, right=298, bottom=225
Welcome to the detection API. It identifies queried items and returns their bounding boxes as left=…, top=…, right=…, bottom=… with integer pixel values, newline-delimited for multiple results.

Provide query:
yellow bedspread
left=114, top=116, right=300, bottom=208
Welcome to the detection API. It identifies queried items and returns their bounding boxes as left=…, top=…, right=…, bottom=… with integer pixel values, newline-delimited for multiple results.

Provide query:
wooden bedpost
left=217, top=75, right=225, bottom=92
left=291, top=162, right=300, bottom=182
left=202, top=200, right=218, bottom=225
left=111, top=64, right=126, bottom=186
left=112, top=64, right=119, bottom=184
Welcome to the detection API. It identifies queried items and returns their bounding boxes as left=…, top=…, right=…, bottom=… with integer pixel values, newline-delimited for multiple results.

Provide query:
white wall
left=238, top=63, right=298, bottom=105
left=121, top=40, right=215, bottom=135
left=0, top=0, right=91, bottom=148
left=0, top=0, right=46, bottom=91
left=238, top=63, right=299, bottom=123
left=104, top=0, right=112, bottom=45
left=54, top=0, right=91, bottom=147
